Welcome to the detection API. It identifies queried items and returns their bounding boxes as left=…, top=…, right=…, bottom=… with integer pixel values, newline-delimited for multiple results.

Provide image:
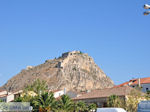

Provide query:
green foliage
left=25, top=79, right=48, bottom=94
left=0, top=99, right=3, bottom=102
left=14, top=79, right=97, bottom=112
left=135, top=86, right=142, bottom=91
left=14, top=93, right=35, bottom=102
left=145, top=90, right=150, bottom=100
left=146, top=90, right=150, bottom=94
left=33, top=92, right=56, bottom=112
left=75, top=101, right=87, bottom=112
left=87, top=103, right=97, bottom=112
left=125, top=89, right=144, bottom=112
left=107, top=95, right=124, bottom=108
left=106, top=90, right=146, bottom=112
left=74, top=101, right=96, bottom=112
left=14, top=97, right=23, bottom=102
left=57, top=95, right=74, bottom=112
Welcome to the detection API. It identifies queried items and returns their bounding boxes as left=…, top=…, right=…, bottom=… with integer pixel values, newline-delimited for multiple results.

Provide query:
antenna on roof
left=137, top=72, right=141, bottom=87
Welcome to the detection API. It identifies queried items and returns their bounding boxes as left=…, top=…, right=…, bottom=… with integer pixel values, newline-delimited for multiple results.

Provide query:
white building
left=0, top=90, right=22, bottom=102
left=53, top=89, right=65, bottom=98
left=0, top=91, right=14, bottom=102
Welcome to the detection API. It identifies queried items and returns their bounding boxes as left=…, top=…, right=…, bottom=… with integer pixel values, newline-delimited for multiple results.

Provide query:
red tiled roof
left=73, top=86, right=134, bottom=100
left=132, top=77, right=150, bottom=85
left=116, top=77, right=150, bottom=87
left=114, top=82, right=129, bottom=88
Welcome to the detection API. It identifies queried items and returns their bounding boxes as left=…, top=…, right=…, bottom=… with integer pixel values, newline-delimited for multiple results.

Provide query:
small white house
left=0, top=91, right=14, bottom=102
left=53, top=89, right=65, bottom=98
left=0, top=90, right=22, bottom=102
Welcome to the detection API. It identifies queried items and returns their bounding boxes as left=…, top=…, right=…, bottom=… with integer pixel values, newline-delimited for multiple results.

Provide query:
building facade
left=73, top=86, right=136, bottom=107
left=0, top=90, right=22, bottom=102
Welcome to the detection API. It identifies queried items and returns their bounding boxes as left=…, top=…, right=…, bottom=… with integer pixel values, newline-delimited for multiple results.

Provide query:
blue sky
left=0, top=0, right=150, bottom=86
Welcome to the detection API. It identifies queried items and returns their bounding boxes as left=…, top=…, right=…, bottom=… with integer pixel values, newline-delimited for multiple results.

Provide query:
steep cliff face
left=2, top=51, right=114, bottom=92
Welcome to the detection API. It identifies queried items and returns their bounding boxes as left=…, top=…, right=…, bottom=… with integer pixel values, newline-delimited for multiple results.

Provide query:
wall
left=76, top=97, right=107, bottom=107
left=6, top=94, right=14, bottom=102
left=66, top=91, right=78, bottom=98
left=75, top=96, right=125, bottom=108
left=141, top=83, right=150, bottom=93
left=0, top=96, right=7, bottom=102
left=54, top=90, right=64, bottom=98
left=131, top=83, right=150, bottom=93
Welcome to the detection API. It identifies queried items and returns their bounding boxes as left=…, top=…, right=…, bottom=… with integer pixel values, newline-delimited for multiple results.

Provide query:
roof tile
left=73, top=86, right=133, bottom=100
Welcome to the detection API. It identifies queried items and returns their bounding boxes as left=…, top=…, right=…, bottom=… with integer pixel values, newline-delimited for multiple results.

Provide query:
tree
left=58, top=95, right=74, bottom=112
left=14, top=79, right=97, bottom=112
left=125, top=89, right=145, bottom=112
left=25, top=79, right=48, bottom=94
left=75, top=101, right=87, bottom=112
left=87, top=103, right=97, bottom=112
left=107, top=95, right=124, bottom=108
left=14, top=79, right=49, bottom=112
left=33, top=92, right=56, bottom=112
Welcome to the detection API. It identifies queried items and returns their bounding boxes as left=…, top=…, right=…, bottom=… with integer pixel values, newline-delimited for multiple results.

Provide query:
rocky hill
left=1, top=51, right=114, bottom=92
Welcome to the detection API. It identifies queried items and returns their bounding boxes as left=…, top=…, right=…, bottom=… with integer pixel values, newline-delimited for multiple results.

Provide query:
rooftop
left=116, top=77, right=150, bottom=87
left=73, top=86, right=134, bottom=100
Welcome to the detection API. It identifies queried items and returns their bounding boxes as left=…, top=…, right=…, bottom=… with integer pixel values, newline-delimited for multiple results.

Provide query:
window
left=2, top=99, right=6, bottom=102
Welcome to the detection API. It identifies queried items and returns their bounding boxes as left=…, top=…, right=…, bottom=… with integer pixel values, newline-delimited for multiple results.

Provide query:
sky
left=0, top=0, right=150, bottom=86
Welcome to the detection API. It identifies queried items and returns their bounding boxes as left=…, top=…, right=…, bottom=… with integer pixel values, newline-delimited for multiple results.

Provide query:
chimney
left=138, top=78, right=141, bottom=87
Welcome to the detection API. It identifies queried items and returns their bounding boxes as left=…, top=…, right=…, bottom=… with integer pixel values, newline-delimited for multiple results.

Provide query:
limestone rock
left=1, top=51, right=114, bottom=92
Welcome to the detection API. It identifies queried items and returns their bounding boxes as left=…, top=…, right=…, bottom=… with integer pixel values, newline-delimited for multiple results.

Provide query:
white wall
left=54, top=90, right=64, bottom=98
left=0, top=94, right=14, bottom=102
left=141, top=83, right=150, bottom=93
left=131, top=83, right=150, bottom=93
left=6, top=94, right=14, bottom=102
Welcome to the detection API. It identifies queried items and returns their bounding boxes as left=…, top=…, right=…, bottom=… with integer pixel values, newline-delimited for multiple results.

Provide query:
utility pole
left=143, top=4, right=150, bottom=15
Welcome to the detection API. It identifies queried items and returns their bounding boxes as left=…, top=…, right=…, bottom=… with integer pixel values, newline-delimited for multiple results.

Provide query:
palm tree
left=73, top=102, right=80, bottom=112
left=76, top=101, right=87, bottom=112
left=58, top=95, right=74, bottom=112
left=107, top=95, right=123, bottom=108
left=87, top=103, right=97, bottom=112
left=25, top=79, right=48, bottom=94
left=33, top=92, right=56, bottom=112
